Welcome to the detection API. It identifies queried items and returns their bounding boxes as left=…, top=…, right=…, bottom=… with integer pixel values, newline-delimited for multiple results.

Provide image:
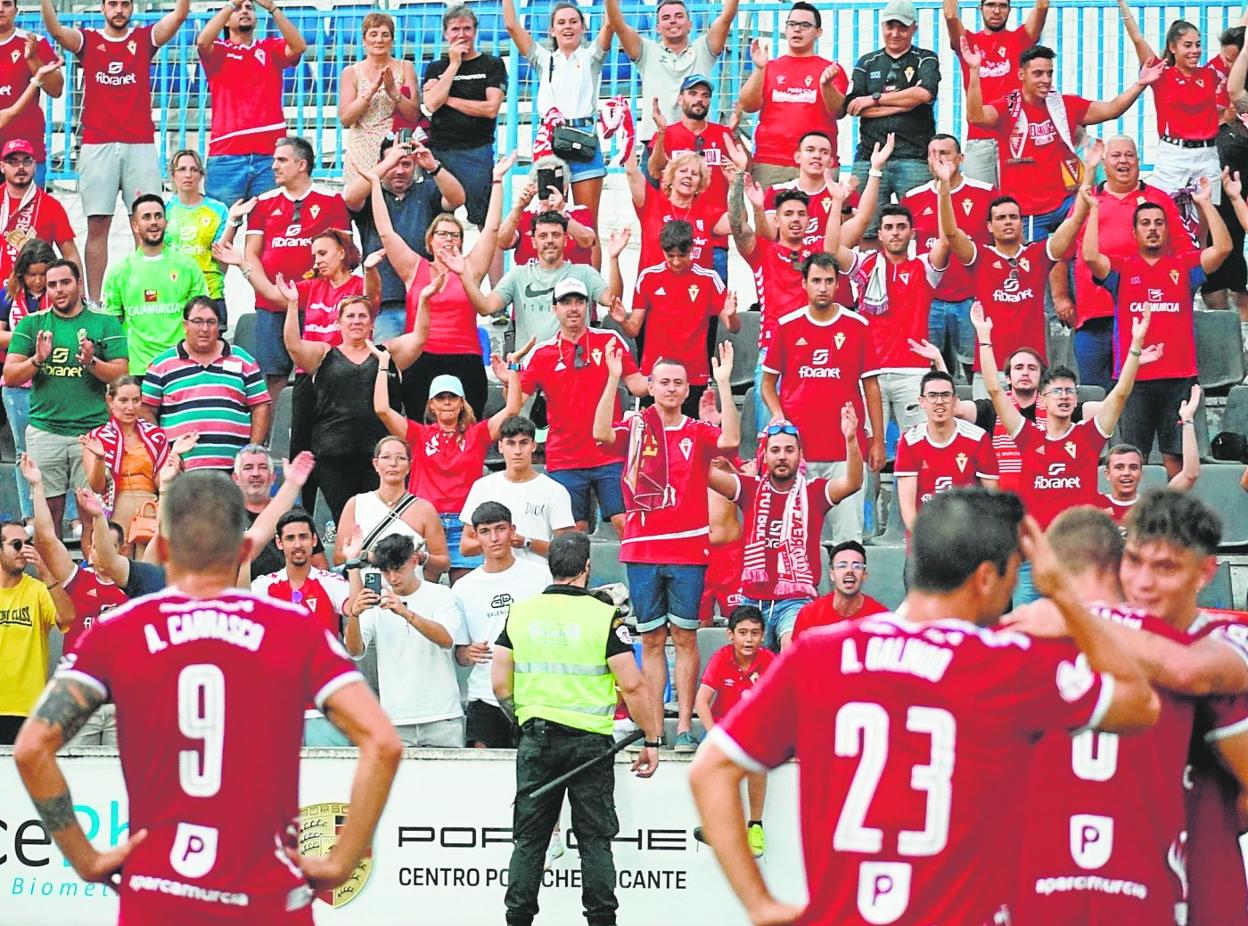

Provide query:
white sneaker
left=544, top=831, right=565, bottom=869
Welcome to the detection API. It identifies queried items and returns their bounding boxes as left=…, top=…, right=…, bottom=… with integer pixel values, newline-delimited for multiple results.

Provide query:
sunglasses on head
left=764, top=423, right=800, bottom=437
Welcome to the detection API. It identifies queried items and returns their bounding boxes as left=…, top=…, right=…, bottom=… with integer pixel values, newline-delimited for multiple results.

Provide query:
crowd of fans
left=2, top=0, right=1248, bottom=816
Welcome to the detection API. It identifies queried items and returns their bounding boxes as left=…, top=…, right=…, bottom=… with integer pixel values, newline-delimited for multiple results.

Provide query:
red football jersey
left=62, top=564, right=129, bottom=652
left=663, top=121, right=734, bottom=248
left=1100, top=251, right=1203, bottom=381
left=763, top=306, right=880, bottom=463
left=700, top=534, right=745, bottom=624
left=970, top=240, right=1056, bottom=373
left=0, top=31, right=56, bottom=160
left=60, top=589, right=362, bottom=922
left=1152, top=63, right=1221, bottom=141
left=754, top=55, right=846, bottom=167
left=635, top=183, right=723, bottom=276
left=251, top=567, right=350, bottom=639
left=992, top=93, right=1092, bottom=214
left=958, top=27, right=1035, bottom=140
left=608, top=416, right=720, bottom=565
left=1101, top=493, right=1136, bottom=526
left=791, top=594, right=889, bottom=639
left=76, top=27, right=157, bottom=145
left=700, top=644, right=778, bottom=721
left=1015, top=605, right=1195, bottom=926
left=894, top=419, right=998, bottom=512
left=1011, top=417, right=1110, bottom=528
left=744, top=236, right=822, bottom=348
left=521, top=328, right=638, bottom=472
left=200, top=37, right=298, bottom=156
left=764, top=180, right=841, bottom=252
left=0, top=187, right=75, bottom=284
left=513, top=204, right=595, bottom=267
left=633, top=262, right=725, bottom=383
left=246, top=189, right=351, bottom=312
left=1208, top=52, right=1233, bottom=111
left=404, top=419, right=492, bottom=513
left=712, top=614, right=1110, bottom=926
left=733, top=474, right=833, bottom=602
left=901, top=177, right=996, bottom=301
left=845, top=250, right=942, bottom=371
left=294, top=275, right=361, bottom=366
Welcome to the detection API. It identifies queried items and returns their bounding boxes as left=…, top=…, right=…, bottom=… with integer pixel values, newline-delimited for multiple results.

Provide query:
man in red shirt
left=594, top=344, right=739, bottom=751
left=0, top=139, right=78, bottom=283
left=965, top=43, right=1163, bottom=241
left=241, top=136, right=349, bottom=404
left=974, top=301, right=1152, bottom=602
left=14, top=471, right=401, bottom=923
left=690, top=487, right=1160, bottom=926
left=648, top=74, right=735, bottom=283
left=1085, top=176, right=1231, bottom=480
left=761, top=252, right=884, bottom=545
left=1100, top=392, right=1201, bottom=524
left=760, top=130, right=842, bottom=248
left=196, top=0, right=307, bottom=206
left=708, top=406, right=863, bottom=651
left=1053, top=136, right=1195, bottom=390
left=895, top=370, right=998, bottom=531
left=520, top=278, right=647, bottom=535
left=791, top=540, right=889, bottom=639
left=0, top=0, right=64, bottom=188
left=901, top=134, right=996, bottom=378
left=42, top=0, right=190, bottom=302
left=609, top=220, right=738, bottom=417
left=942, top=0, right=1048, bottom=185
left=252, top=508, right=351, bottom=748
left=738, top=1, right=846, bottom=188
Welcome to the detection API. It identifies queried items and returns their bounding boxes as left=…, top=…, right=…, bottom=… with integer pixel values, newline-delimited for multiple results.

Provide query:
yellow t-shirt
left=0, top=574, right=59, bottom=716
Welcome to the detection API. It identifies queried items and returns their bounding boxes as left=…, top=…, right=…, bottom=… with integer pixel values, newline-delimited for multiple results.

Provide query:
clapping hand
left=958, top=35, right=983, bottom=68
left=970, top=301, right=992, bottom=341
left=711, top=341, right=734, bottom=386
left=492, top=152, right=518, bottom=183
left=1179, top=384, right=1202, bottom=422
left=604, top=339, right=624, bottom=378
left=363, top=248, right=386, bottom=270
left=212, top=241, right=246, bottom=267
left=275, top=273, right=299, bottom=305
left=283, top=451, right=316, bottom=488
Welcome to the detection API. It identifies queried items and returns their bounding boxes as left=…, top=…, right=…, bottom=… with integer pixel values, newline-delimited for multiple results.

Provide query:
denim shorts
left=563, top=118, right=608, bottom=183
left=253, top=308, right=294, bottom=378
left=548, top=462, right=625, bottom=524
left=627, top=562, right=706, bottom=633
left=442, top=512, right=484, bottom=570
left=742, top=595, right=811, bottom=652
left=206, top=153, right=277, bottom=208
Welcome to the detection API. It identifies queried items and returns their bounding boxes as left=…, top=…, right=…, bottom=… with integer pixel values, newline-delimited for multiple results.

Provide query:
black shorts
left=466, top=700, right=516, bottom=748
left=1118, top=376, right=1193, bottom=458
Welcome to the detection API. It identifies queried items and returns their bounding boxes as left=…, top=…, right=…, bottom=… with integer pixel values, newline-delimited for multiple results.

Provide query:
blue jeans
left=549, top=462, right=625, bottom=525
left=253, top=308, right=294, bottom=378
left=1073, top=317, right=1115, bottom=392
left=753, top=347, right=770, bottom=433
left=742, top=595, right=809, bottom=652
left=3, top=387, right=30, bottom=519
left=373, top=301, right=407, bottom=342
left=850, top=157, right=933, bottom=238
left=713, top=246, right=729, bottom=288
left=206, top=153, right=276, bottom=207
left=929, top=297, right=975, bottom=373
left=442, top=512, right=483, bottom=571
left=627, top=562, right=706, bottom=633
left=429, top=141, right=494, bottom=227
left=563, top=117, right=608, bottom=183
left=1023, top=194, right=1075, bottom=243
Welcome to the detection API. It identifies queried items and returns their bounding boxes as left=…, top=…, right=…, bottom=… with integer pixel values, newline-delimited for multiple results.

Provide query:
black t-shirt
left=496, top=585, right=634, bottom=659
left=973, top=397, right=1085, bottom=433
left=846, top=45, right=941, bottom=161
left=423, top=53, right=507, bottom=150
left=123, top=559, right=166, bottom=598
left=246, top=508, right=327, bottom=582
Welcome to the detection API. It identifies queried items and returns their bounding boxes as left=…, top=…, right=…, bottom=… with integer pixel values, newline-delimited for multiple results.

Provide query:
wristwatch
left=643, top=739, right=662, bottom=748
left=522, top=538, right=533, bottom=550
left=429, top=163, right=443, bottom=178
left=872, top=91, right=882, bottom=103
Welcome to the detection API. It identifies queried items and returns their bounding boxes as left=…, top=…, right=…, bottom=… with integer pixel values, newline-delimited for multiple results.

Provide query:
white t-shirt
left=636, top=35, right=717, bottom=140
left=459, top=471, right=575, bottom=567
left=453, top=558, right=552, bottom=705
left=357, top=580, right=467, bottom=725
left=527, top=42, right=606, bottom=121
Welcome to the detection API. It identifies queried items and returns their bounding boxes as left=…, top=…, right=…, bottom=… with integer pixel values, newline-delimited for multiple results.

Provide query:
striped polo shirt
left=141, top=341, right=269, bottom=470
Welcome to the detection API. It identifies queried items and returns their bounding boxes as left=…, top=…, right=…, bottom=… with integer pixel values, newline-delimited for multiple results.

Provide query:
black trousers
left=400, top=352, right=488, bottom=421
left=505, top=721, right=619, bottom=926
left=1205, top=122, right=1248, bottom=295
left=290, top=373, right=320, bottom=516
left=315, top=453, right=378, bottom=524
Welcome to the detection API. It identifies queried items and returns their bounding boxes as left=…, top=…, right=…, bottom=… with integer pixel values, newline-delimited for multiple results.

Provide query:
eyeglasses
left=922, top=391, right=955, bottom=403
left=432, top=229, right=463, bottom=240
left=5, top=538, right=29, bottom=551
left=785, top=19, right=817, bottom=30
left=4, top=156, right=34, bottom=167
left=185, top=316, right=219, bottom=327
left=173, top=164, right=203, bottom=174
left=764, top=422, right=800, bottom=437
left=834, top=561, right=867, bottom=572
left=1045, top=386, right=1078, bottom=397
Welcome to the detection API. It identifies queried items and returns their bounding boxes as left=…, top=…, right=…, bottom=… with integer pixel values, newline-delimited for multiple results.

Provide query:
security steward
left=492, top=532, right=662, bottom=926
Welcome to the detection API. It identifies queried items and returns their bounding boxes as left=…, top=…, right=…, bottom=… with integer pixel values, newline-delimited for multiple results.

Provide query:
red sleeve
left=295, top=278, right=314, bottom=311
left=987, top=97, right=1011, bottom=139
left=58, top=613, right=115, bottom=699
left=734, top=473, right=758, bottom=512
left=859, top=320, right=883, bottom=377
left=707, top=278, right=726, bottom=313
left=266, top=35, right=300, bottom=67
left=606, top=423, right=629, bottom=457
left=1066, top=95, right=1094, bottom=127
left=325, top=195, right=350, bottom=230
left=615, top=336, right=640, bottom=377
left=138, top=25, right=157, bottom=60
left=893, top=433, right=918, bottom=476
left=742, top=235, right=765, bottom=271
left=404, top=419, right=427, bottom=449
left=304, top=623, right=366, bottom=711
left=519, top=349, right=545, bottom=394
left=976, top=432, right=999, bottom=479
left=700, top=647, right=728, bottom=689
left=33, top=36, right=55, bottom=64
left=711, top=642, right=805, bottom=770
left=470, top=419, right=492, bottom=453
left=633, top=273, right=650, bottom=305
left=199, top=38, right=220, bottom=71
left=762, top=319, right=784, bottom=374
left=791, top=599, right=817, bottom=638
left=47, top=197, right=74, bottom=245
left=1009, top=639, right=1112, bottom=735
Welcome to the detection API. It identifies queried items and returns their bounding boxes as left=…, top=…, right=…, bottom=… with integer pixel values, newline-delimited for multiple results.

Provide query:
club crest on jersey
left=300, top=803, right=373, bottom=907
left=834, top=331, right=846, bottom=350
left=688, top=284, right=700, bottom=301
left=126, top=40, right=136, bottom=55
left=679, top=436, right=693, bottom=459
left=310, top=204, right=321, bottom=220
left=961, top=198, right=973, bottom=215
left=1064, top=441, right=1077, bottom=459
left=256, top=48, right=266, bottom=66
left=9, top=50, right=19, bottom=63
left=804, top=75, right=813, bottom=87
left=1169, top=269, right=1180, bottom=284
left=1019, top=257, right=1031, bottom=273
left=955, top=452, right=968, bottom=473
left=591, top=348, right=602, bottom=365
left=1070, top=814, right=1114, bottom=870
left=904, top=66, right=914, bottom=81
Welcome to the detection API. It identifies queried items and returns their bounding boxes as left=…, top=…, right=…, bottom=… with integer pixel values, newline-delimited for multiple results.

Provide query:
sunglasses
left=5, top=538, right=29, bottom=551
left=764, top=423, right=800, bottom=437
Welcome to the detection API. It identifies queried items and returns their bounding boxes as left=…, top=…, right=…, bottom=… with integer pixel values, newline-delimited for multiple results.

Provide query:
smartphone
left=364, top=572, right=382, bottom=595
left=397, top=128, right=413, bottom=146
left=536, top=167, right=564, bottom=199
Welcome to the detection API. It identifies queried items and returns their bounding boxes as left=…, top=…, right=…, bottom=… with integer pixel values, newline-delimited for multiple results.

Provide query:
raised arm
left=624, top=149, right=649, bottom=209
left=1196, top=175, right=1232, bottom=273
left=1231, top=25, right=1248, bottom=111
left=385, top=268, right=437, bottom=368
left=897, top=473, right=918, bottom=531
left=738, top=40, right=768, bottom=113
left=152, top=0, right=191, bottom=48
left=244, top=452, right=315, bottom=558
left=961, top=39, right=998, bottom=128
left=463, top=154, right=517, bottom=280
left=365, top=167, right=419, bottom=282
left=281, top=280, right=330, bottom=374
left=213, top=239, right=286, bottom=304
left=604, top=0, right=641, bottom=60
left=498, top=181, right=538, bottom=249
left=197, top=1, right=233, bottom=56
left=1080, top=187, right=1112, bottom=280
left=371, top=347, right=408, bottom=440
left=706, top=0, right=739, bottom=55
left=1115, top=0, right=1157, bottom=67
left=1047, top=180, right=1095, bottom=259
left=20, top=457, right=74, bottom=624
left=1095, top=306, right=1152, bottom=436
left=592, top=340, right=624, bottom=445
left=712, top=342, right=740, bottom=449
left=41, top=0, right=82, bottom=52
left=502, top=0, right=535, bottom=57
left=1221, top=168, right=1248, bottom=236
left=839, top=135, right=893, bottom=248
left=942, top=0, right=965, bottom=51
left=828, top=404, right=865, bottom=502
left=1170, top=384, right=1201, bottom=491
left=0, top=57, right=60, bottom=129
left=971, top=301, right=1024, bottom=435
left=487, top=338, right=535, bottom=438
left=1086, top=59, right=1165, bottom=124
left=1024, top=0, right=1051, bottom=40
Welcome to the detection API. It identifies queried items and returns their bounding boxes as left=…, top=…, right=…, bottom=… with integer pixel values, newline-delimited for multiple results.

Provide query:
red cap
left=1, top=139, right=35, bottom=160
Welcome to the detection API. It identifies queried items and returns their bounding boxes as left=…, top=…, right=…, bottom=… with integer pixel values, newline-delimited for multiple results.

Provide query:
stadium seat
left=956, top=384, right=972, bottom=401
left=718, top=312, right=759, bottom=392
left=1222, top=385, right=1248, bottom=438
left=482, top=380, right=505, bottom=419
left=697, top=625, right=727, bottom=667
left=589, top=539, right=627, bottom=586
left=270, top=386, right=294, bottom=459
left=232, top=312, right=258, bottom=358
left=739, top=387, right=759, bottom=458
left=1196, top=310, right=1246, bottom=389
left=1198, top=560, right=1235, bottom=610
left=868, top=482, right=906, bottom=546
left=0, top=462, right=19, bottom=521
left=1077, top=385, right=1105, bottom=404
left=1191, top=463, right=1248, bottom=551
left=860, top=544, right=907, bottom=610
left=1045, top=324, right=1076, bottom=374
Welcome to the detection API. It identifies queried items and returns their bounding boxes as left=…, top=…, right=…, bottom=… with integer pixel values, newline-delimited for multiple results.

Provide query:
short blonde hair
left=661, top=152, right=709, bottom=197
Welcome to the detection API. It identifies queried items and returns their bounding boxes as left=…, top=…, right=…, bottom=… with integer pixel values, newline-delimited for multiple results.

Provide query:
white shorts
left=806, top=459, right=863, bottom=545
left=1149, top=139, right=1222, bottom=205
left=962, top=138, right=1000, bottom=187
left=77, top=142, right=163, bottom=217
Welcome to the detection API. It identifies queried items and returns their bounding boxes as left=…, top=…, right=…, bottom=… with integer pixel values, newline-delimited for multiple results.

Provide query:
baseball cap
left=1, top=139, right=35, bottom=160
left=428, top=374, right=465, bottom=399
left=881, top=0, right=917, bottom=26
left=553, top=278, right=589, bottom=301
left=680, top=73, right=713, bottom=93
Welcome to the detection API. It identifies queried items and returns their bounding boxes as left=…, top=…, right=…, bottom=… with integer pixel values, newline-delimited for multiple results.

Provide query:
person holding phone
left=498, top=156, right=598, bottom=268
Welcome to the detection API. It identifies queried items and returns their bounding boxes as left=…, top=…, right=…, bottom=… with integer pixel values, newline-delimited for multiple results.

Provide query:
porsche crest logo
left=299, top=802, right=372, bottom=908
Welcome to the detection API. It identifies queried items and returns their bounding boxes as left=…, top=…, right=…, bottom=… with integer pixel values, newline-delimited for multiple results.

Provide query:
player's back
left=1014, top=606, right=1194, bottom=926
left=60, top=588, right=363, bottom=924
left=725, top=613, right=1110, bottom=926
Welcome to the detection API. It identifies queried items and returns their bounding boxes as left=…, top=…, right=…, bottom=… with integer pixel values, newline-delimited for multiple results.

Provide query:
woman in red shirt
left=1119, top=3, right=1223, bottom=204
left=626, top=150, right=730, bottom=274
left=362, top=153, right=516, bottom=423
left=371, top=268, right=533, bottom=582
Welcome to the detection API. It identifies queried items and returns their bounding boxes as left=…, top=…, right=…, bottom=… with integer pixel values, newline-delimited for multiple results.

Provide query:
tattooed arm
left=13, top=677, right=148, bottom=883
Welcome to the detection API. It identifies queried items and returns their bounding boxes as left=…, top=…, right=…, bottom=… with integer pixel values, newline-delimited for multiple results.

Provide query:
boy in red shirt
left=694, top=605, right=776, bottom=858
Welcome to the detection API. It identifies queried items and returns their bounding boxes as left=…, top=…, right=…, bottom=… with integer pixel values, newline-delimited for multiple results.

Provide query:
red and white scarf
left=743, top=471, right=817, bottom=599
left=1005, top=88, right=1086, bottom=191
left=88, top=416, right=170, bottom=514
left=622, top=405, right=675, bottom=515
left=534, top=98, right=635, bottom=166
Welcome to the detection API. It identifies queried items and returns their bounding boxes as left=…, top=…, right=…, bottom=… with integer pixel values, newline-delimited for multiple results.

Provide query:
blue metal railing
left=27, top=0, right=1247, bottom=183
